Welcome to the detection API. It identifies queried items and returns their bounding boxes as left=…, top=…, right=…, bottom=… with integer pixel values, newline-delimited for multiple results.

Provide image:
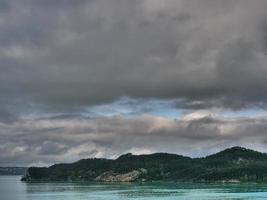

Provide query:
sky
left=1, top=0, right=267, bottom=166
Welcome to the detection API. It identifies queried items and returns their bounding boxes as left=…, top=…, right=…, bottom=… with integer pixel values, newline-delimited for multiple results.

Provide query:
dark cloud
left=1, top=114, right=267, bottom=166
left=1, top=1, right=267, bottom=165
left=0, top=109, right=18, bottom=124
left=0, top=0, right=266, bottom=111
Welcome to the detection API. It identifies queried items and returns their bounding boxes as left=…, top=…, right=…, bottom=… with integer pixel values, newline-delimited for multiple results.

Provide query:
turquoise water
left=1, top=176, right=267, bottom=200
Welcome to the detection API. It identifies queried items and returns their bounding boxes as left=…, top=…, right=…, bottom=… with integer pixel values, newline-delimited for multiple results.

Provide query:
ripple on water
left=1, top=176, right=267, bottom=200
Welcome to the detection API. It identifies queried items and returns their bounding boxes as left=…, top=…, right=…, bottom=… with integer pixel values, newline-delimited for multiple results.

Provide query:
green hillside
left=21, top=147, right=267, bottom=182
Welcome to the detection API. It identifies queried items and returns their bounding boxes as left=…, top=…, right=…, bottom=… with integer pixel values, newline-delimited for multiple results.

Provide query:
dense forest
left=21, top=147, right=267, bottom=182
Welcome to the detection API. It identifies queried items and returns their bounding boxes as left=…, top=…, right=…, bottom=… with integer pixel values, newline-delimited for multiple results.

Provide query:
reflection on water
left=1, top=176, right=267, bottom=200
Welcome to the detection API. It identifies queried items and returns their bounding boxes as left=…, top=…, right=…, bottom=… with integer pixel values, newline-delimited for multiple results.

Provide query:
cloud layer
left=1, top=113, right=267, bottom=166
left=1, top=0, right=267, bottom=111
left=1, top=0, right=267, bottom=165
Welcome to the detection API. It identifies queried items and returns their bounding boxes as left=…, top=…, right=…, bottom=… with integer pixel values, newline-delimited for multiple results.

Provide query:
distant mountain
left=205, top=146, right=267, bottom=160
left=0, top=167, right=27, bottom=175
left=21, top=147, right=267, bottom=182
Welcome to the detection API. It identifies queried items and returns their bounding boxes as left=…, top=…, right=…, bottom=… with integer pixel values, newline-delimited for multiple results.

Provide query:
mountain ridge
left=205, top=146, right=267, bottom=160
left=21, top=146, right=267, bottom=183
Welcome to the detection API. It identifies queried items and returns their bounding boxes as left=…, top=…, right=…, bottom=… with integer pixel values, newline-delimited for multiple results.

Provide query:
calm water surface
left=1, top=176, right=267, bottom=200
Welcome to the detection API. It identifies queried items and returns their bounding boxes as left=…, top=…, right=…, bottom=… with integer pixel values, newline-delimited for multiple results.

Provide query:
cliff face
left=21, top=147, right=267, bottom=183
left=95, top=169, right=147, bottom=182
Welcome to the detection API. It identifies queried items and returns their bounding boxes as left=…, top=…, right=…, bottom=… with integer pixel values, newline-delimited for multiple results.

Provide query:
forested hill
left=21, top=146, right=267, bottom=182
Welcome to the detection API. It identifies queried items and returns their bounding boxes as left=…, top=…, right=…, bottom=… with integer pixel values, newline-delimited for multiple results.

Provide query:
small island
left=21, top=147, right=267, bottom=183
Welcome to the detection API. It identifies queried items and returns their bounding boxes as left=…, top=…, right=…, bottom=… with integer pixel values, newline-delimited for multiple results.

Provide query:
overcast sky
left=1, top=0, right=267, bottom=166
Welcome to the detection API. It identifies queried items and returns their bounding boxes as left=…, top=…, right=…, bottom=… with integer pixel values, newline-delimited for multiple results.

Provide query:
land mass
left=0, top=167, right=27, bottom=175
left=21, top=147, right=267, bottom=182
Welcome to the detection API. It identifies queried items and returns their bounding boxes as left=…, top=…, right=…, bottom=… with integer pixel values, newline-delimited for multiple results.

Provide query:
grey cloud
left=1, top=114, right=267, bottom=166
left=37, top=141, right=68, bottom=155
left=0, top=0, right=267, bottom=112
left=2, top=0, right=267, bottom=166
left=0, top=109, right=18, bottom=124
